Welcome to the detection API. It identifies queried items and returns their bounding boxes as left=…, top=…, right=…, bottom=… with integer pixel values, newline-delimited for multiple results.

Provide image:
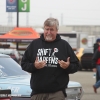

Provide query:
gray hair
left=44, top=18, right=59, bottom=30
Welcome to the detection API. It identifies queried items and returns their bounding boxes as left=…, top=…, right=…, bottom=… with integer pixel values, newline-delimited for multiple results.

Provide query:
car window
left=0, top=57, right=28, bottom=77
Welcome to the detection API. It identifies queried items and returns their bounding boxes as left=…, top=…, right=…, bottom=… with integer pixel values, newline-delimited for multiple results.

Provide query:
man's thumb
left=35, top=57, right=38, bottom=61
left=67, top=57, right=70, bottom=62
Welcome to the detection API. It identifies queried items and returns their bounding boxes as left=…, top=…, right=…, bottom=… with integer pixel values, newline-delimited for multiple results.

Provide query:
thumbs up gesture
left=58, top=57, right=70, bottom=69
left=34, top=57, right=46, bottom=69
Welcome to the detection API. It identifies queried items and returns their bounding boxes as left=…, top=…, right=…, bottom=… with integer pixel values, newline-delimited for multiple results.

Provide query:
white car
left=0, top=54, right=84, bottom=100
left=67, top=81, right=84, bottom=100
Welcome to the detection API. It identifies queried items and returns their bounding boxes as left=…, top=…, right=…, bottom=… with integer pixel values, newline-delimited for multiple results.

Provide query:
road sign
left=6, top=0, right=17, bottom=12
left=6, top=0, right=30, bottom=12
left=18, top=0, right=30, bottom=12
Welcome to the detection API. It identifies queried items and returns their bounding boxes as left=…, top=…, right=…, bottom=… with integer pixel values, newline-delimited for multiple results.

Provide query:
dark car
left=80, top=48, right=93, bottom=70
left=0, top=48, right=21, bottom=64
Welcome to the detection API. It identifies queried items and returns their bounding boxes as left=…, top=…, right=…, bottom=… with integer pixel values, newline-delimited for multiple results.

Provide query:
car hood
left=0, top=75, right=30, bottom=85
left=0, top=75, right=31, bottom=97
left=68, top=81, right=82, bottom=88
left=0, top=75, right=82, bottom=97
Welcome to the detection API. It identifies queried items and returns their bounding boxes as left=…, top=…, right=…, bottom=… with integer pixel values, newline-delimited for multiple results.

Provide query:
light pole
left=17, top=0, right=19, bottom=27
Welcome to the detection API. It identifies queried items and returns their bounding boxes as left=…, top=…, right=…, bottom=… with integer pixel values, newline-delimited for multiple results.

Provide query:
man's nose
left=47, top=30, right=51, bottom=34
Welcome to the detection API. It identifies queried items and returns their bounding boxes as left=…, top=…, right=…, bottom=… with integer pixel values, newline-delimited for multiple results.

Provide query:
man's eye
left=50, top=29, right=53, bottom=31
left=45, top=29, right=53, bottom=31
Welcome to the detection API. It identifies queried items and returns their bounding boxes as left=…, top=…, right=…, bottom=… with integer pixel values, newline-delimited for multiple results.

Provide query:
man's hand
left=58, top=57, right=70, bottom=69
left=34, top=57, right=46, bottom=69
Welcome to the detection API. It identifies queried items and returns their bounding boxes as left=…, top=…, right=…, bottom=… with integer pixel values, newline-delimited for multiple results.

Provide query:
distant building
left=0, top=25, right=100, bottom=36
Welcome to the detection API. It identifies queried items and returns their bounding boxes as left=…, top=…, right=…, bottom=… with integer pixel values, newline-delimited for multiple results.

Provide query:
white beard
left=45, top=36, right=53, bottom=41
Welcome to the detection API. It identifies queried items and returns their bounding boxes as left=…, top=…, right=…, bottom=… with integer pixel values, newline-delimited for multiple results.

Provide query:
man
left=93, top=39, right=100, bottom=54
left=21, top=18, right=79, bottom=100
left=92, top=38, right=100, bottom=93
left=93, top=39, right=100, bottom=83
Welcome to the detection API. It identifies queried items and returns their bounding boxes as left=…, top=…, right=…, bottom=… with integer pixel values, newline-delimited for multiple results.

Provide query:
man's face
left=44, top=26, right=58, bottom=42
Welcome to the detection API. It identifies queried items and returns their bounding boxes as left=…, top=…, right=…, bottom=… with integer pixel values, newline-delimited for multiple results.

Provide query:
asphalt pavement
left=69, top=71, right=100, bottom=100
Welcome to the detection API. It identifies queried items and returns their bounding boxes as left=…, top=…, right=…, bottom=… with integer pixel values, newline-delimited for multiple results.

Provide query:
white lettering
left=21, top=4, right=27, bottom=11
left=38, top=56, right=43, bottom=62
left=37, top=49, right=52, bottom=56
left=37, top=49, right=43, bottom=56
left=44, top=49, right=48, bottom=55
left=7, top=87, right=20, bottom=93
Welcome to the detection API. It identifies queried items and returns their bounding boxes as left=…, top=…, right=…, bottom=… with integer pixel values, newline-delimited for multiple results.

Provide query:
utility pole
left=17, top=0, right=19, bottom=27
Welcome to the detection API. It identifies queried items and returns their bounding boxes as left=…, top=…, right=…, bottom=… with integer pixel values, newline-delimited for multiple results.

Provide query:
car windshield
left=0, top=57, right=29, bottom=77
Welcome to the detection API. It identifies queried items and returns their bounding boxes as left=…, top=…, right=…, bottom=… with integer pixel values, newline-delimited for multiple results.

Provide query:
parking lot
left=69, top=71, right=100, bottom=100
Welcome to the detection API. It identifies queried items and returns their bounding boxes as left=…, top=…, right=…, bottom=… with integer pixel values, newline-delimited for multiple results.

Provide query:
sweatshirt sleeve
left=65, top=43, right=79, bottom=74
left=21, top=42, right=38, bottom=73
left=92, top=49, right=99, bottom=69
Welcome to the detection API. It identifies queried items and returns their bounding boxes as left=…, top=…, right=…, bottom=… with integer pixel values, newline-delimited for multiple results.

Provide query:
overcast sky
left=0, top=0, right=100, bottom=26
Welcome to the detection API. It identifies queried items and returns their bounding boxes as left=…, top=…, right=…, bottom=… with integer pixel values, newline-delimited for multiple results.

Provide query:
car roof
left=0, top=53, right=10, bottom=57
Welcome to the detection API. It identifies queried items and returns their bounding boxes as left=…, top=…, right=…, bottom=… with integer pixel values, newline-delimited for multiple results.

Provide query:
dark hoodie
left=21, top=34, right=79, bottom=96
left=92, top=46, right=100, bottom=68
